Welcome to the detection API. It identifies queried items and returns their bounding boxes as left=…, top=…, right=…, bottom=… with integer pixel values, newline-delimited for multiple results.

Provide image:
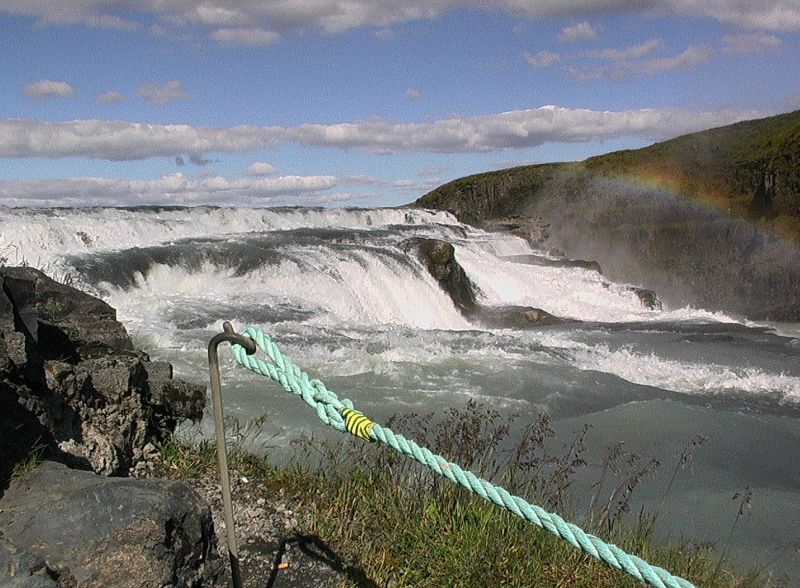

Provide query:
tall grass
left=162, top=401, right=774, bottom=587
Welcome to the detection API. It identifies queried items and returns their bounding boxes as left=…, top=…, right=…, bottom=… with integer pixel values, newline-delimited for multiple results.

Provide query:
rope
left=231, top=326, right=696, bottom=588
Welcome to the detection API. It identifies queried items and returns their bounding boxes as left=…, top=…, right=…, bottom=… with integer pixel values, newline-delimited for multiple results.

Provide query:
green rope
left=231, top=326, right=696, bottom=588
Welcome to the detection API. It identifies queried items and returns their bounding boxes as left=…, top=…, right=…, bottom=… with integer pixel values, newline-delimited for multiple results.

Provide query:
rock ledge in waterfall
left=405, top=238, right=574, bottom=327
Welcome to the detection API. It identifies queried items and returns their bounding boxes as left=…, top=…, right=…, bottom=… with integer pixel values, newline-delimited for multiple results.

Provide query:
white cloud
left=588, top=39, right=663, bottom=61
left=405, top=88, right=422, bottom=100
left=572, top=44, right=713, bottom=80
left=96, top=90, right=126, bottom=104
left=638, top=45, right=713, bottom=74
left=246, top=161, right=278, bottom=175
left=192, top=4, right=248, bottom=26
left=1, top=1, right=798, bottom=35
left=338, top=175, right=382, bottom=185
left=558, top=22, right=597, bottom=42
left=211, top=27, right=281, bottom=46
left=138, top=80, right=187, bottom=105
left=786, top=92, right=800, bottom=110
left=24, top=79, right=74, bottom=100
left=0, top=172, right=339, bottom=207
left=0, top=107, right=760, bottom=159
left=723, top=32, right=783, bottom=54
left=522, top=50, right=561, bottom=68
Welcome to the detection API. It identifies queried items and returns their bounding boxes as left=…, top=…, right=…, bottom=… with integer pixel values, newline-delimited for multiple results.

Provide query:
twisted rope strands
left=230, top=326, right=695, bottom=588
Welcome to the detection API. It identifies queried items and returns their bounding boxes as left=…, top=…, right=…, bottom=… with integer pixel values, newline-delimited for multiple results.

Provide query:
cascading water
left=2, top=205, right=799, bottom=580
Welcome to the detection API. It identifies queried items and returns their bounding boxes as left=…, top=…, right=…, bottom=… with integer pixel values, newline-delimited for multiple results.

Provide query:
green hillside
left=417, top=109, right=800, bottom=244
left=413, top=110, right=800, bottom=320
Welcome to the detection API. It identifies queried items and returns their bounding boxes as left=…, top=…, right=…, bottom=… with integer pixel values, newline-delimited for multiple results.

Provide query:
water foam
left=0, top=206, right=458, bottom=267
left=568, top=343, right=800, bottom=403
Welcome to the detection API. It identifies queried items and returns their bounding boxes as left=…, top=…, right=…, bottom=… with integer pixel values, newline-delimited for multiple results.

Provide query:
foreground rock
left=0, top=267, right=205, bottom=481
left=1, top=268, right=220, bottom=586
left=0, top=461, right=222, bottom=587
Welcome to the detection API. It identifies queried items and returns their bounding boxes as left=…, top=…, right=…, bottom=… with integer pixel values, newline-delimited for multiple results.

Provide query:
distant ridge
left=413, top=110, right=800, bottom=320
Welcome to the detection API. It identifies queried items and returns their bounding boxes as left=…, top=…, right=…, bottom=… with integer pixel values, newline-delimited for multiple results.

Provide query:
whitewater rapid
left=3, top=205, right=800, bottom=579
left=2, top=205, right=797, bottom=406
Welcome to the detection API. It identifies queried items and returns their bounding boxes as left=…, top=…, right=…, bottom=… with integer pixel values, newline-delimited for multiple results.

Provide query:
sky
left=1, top=1, right=799, bottom=208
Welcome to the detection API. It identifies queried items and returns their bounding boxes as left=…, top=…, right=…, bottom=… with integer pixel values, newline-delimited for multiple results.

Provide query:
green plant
left=11, top=438, right=48, bottom=479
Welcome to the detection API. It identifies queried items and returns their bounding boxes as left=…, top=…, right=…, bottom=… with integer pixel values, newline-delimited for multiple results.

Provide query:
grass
left=159, top=401, right=780, bottom=587
left=10, top=438, right=48, bottom=479
left=415, top=109, right=800, bottom=245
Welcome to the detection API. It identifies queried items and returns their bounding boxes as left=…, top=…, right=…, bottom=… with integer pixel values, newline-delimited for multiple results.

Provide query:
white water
left=3, top=205, right=800, bottom=579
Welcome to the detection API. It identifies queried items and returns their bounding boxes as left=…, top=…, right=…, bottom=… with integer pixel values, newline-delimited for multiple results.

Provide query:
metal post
left=208, top=322, right=257, bottom=588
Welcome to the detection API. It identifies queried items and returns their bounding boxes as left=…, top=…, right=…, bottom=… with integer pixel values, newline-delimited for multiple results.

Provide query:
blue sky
left=1, top=1, right=799, bottom=207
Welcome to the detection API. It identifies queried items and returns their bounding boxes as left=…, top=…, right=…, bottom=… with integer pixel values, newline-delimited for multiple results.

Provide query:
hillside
left=413, top=110, right=800, bottom=320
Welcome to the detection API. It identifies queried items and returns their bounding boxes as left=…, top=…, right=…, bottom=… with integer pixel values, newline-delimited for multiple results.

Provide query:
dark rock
left=475, top=305, right=569, bottom=329
left=0, top=461, right=223, bottom=587
left=404, top=238, right=574, bottom=327
left=0, top=267, right=205, bottom=483
left=407, top=239, right=478, bottom=314
left=481, top=215, right=550, bottom=247
left=631, top=287, right=663, bottom=311
left=503, top=253, right=602, bottom=274
left=0, top=536, right=61, bottom=587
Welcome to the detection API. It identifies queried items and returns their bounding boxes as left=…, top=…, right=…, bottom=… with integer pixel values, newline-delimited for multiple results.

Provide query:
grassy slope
left=416, top=110, right=800, bottom=244
left=413, top=111, right=800, bottom=320
left=158, top=405, right=775, bottom=587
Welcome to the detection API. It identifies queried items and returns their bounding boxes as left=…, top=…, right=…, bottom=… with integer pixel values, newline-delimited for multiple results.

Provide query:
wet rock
left=631, top=287, right=663, bottom=311
left=406, top=238, right=478, bottom=314
left=475, top=305, right=569, bottom=329
left=481, top=215, right=550, bottom=247
left=0, top=461, right=223, bottom=587
left=503, top=253, right=602, bottom=274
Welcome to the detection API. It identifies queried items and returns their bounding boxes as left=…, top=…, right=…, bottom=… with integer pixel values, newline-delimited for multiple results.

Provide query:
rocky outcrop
left=406, top=238, right=573, bottom=328
left=631, top=287, right=662, bottom=311
left=410, top=238, right=478, bottom=314
left=414, top=110, right=800, bottom=321
left=0, top=461, right=222, bottom=587
left=474, top=306, right=566, bottom=328
left=0, top=268, right=222, bottom=587
left=0, top=266, right=205, bottom=482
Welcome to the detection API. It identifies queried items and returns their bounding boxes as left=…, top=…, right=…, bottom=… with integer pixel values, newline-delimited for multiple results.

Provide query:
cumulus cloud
left=138, top=80, right=187, bottom=105
left=405, top=88, right=422, bottom=100
left=522, top=50, right=561, bottom=68
left=558, top=22, right=597, bottom=42
left=723, top=32, right=783, bottom=54
left=246, top=161, right=278, bottom=175
left=0, top=172, right=339, bottom=207
left=24, top=79, right=74, bottom=100
left=0, top=107, right=761, bottom=160
left=1, top=1, right=798, bottom=36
